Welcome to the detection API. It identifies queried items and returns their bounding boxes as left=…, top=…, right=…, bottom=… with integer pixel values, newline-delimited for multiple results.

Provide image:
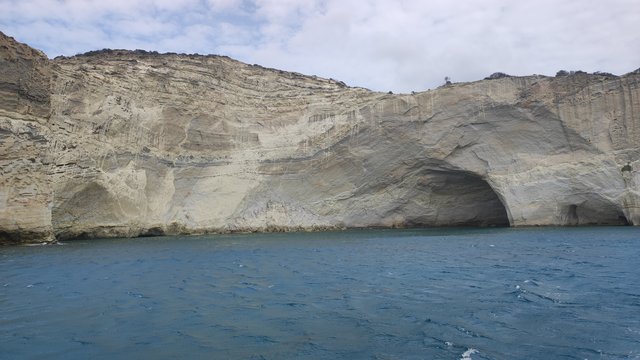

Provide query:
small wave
left=72, top=337, right=94, bottom=346
left=126, top=291, right=148, bottom=299
left=460, top=348, right=478, bottom=360
left=23, top=241, right=66, bottom=246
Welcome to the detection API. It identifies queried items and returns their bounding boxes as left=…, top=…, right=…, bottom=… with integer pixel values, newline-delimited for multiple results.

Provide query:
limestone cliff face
left=0, top=33, right=53, bottom=243
left=1, top=32, right=639, bottom=244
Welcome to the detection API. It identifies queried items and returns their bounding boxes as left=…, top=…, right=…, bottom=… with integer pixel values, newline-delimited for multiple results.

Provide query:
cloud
left=206, top=0, right=244, bottom=12
left=1, top=0, right=638, bottom=92
left=214, top=0, right=640, bottom=92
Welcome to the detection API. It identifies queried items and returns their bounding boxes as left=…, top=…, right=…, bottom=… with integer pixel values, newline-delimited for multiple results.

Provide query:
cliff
left=1, top=32, right=639, bottom=244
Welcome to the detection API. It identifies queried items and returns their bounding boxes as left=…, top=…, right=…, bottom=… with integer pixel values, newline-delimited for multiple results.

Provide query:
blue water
left=1, top=227, right=639, bottom=359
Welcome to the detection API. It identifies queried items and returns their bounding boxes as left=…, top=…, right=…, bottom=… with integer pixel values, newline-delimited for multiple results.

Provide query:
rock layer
left=1, top=32, right=639, bottom=244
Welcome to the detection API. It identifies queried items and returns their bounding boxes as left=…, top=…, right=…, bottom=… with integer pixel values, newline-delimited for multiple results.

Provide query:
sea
left=1, top=227, right=639, bottom=359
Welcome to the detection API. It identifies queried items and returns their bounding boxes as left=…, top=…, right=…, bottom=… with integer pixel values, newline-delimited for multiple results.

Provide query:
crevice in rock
left=567, top=204, right=579, bottom=226
left=138, top=227, right=166, bottom=237
left=618, top=215, right=631, bottom=226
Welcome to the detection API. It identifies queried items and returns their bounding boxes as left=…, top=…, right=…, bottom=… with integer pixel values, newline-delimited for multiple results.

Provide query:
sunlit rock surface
left=1, top=31, right=638, bottom=244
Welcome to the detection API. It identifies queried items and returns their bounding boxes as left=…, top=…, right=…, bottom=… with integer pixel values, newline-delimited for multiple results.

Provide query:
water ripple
left=0, top=227, right=638, bottom=359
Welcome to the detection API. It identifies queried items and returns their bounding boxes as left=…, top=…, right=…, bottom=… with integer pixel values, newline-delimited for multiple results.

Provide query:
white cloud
left=206, top=0, right=244, bottom=12
left=155, top=24, right=218, bottom=54
left=1, top=0, right=638, bottom=92
left=233, top=0, right=640, bottom=92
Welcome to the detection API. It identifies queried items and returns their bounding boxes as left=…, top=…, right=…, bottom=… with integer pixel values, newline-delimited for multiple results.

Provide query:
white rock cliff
left=1, top=32, right=639, bottom=244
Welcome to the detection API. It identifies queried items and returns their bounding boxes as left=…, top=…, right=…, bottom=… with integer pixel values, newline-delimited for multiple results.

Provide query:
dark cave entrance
left=407, top=170, right=511, bottom=227
left=564, top=202, right=630, bottom=226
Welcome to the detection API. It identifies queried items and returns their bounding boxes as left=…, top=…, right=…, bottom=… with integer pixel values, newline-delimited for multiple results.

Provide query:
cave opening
left=407, top=170, right=511, bottom=227
left=564, top=203, right=630, bottom=226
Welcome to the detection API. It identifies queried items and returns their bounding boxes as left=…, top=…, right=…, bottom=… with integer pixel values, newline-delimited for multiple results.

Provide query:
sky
left=1, top=0, right=638, bottom=93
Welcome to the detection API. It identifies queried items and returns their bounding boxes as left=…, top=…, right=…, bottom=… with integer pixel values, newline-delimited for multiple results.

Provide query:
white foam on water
left=23, top=241, right=65, bottom=246
left=460, top=348, right=478, bottom=360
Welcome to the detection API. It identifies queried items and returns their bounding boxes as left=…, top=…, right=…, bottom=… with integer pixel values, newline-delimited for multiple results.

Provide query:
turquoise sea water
left=1, top=227, right=639, bottom=359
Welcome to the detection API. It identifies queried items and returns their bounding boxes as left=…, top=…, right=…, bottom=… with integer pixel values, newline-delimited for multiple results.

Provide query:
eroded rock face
left=0, top=33, right=54, bottom=244
left=1, top=31, right=638, bottom=244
